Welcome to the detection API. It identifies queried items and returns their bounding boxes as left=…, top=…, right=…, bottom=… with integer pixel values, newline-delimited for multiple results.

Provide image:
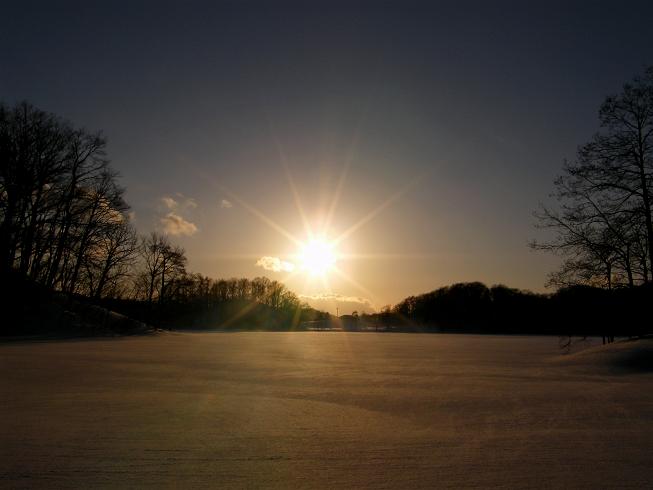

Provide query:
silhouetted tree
left=90, top=220, right=138, bottom=299
left=137, top=232, right=187, bottom=305
left=533, top=66, right=653, bottom=289
left=0, top=101, right=133, bottom=296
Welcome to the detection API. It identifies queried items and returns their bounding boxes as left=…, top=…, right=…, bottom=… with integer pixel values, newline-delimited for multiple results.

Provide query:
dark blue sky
left=3, top=1, right=652, bottom=310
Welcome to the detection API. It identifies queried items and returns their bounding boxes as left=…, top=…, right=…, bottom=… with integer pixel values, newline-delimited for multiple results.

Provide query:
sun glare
left=298, top=239, right=337, bottom=276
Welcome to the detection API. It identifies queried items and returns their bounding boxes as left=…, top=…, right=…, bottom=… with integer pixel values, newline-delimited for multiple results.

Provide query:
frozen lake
left=1, top=332, right=651, bottom=488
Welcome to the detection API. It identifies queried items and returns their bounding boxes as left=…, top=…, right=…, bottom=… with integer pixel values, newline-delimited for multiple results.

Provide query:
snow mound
left=557, top=337, right=653, bottom=374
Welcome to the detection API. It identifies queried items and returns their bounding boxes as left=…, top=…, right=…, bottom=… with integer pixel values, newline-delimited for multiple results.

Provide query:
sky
left=2, top=1, right=652, bottom=313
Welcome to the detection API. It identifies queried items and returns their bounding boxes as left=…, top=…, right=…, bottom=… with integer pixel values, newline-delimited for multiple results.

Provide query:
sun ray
left=320, top=273, right=333, bottom=296
left=278, top=266, right=302, bottom=284
left=289, top=304, right=303, bottom=330
left=323, top=97, right=378, bottom=235
left=193, top=166, right=303, bottom=247
left=331, top=265, right=379, bottom=309
left=332, top=175, right=421, bottom=247
left=323, top=113, right=365, bottom=234
left=267, top=118, right=314, bottom=240
left=324, top=159, right=351, bottom=235
left=338, top=253, right=436, bottom=261
left=205, top=253, right=290, bottom=260
left=221, top=299, right=261, bottom=328
left=283, top=161, right=314, bottom=240
left=222, top=188, right=303, bottom=247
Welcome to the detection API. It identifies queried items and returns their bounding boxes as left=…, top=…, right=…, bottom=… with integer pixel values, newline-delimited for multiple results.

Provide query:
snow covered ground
left=1, top=332, right=651, bottom=488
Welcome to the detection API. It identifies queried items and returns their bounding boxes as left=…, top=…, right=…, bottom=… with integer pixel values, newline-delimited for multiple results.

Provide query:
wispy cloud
left=256, top=256, right=295, bottom=272
left=161, top=194, right=198, bottom=211
left=221, top=199, right=233, bottom=209
left=161, top=196, right=178, bottom=210
left=160, top=212, right=198, bottom=236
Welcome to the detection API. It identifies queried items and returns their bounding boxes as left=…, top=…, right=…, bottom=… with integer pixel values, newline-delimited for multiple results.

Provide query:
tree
left=533, top=66, right=653, bottom=288
left=532, top=176, right=625, bottom=289
left=65, top=168, right=129, bottom=296
left=0, top=101, right=132, bottom=296
left=585, top=67, right=653, bottom=271
left=90, top=219, right=138, bottom=299
left=138, top=232, right=187, bottom=305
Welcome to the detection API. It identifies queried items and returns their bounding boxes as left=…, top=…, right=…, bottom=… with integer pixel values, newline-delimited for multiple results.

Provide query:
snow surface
left=1, top=333, right=652, bottom=488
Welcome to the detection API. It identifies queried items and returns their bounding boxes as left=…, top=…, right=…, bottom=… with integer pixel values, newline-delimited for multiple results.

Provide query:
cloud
left=158, top=195, right=198, bottom=235
left=256, top=256, right=295, bottom=272
left=299, top=293, right=373, bottom=305
left=221, top=199, right=233, bottom=209
left=161, top=196, right=178, bottom=210
left=160, top=212, right=198, bottom=236
left=299, top=293, right=375, bottom=315
left=107, top=208, right=125, bottom=224
left=161, top=195, right=198, bottom=210
left=97, top=197, right=125, bottom=224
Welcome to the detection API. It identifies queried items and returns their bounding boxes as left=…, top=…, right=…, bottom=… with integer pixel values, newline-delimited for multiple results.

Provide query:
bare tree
left=0, top=101, right=134, bottom=300
left=532, top=178, right=626, bottom=289
left=533, top=66, right=653, bottom=288
left=91, top=220, right=138, bottom=299
left=0, top=102, right=70, bottom=277
left=138, top=232, right=187, bottom=305
left=159, top=243, right=186, bottom=305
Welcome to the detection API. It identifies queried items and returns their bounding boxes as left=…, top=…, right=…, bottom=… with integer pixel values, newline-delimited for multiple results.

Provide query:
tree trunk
left=0, top=192, right=17, bottom=276
left=94, top=259, right=113, bottom=300
left=636, top=122, right=653, bottom=282
left=67, top=200, right=100, bottom=297
left=18, top=186, right=43, bottom=277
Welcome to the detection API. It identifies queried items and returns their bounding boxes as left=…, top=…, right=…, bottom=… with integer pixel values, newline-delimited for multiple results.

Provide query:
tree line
left=0, top=101, right=321, bottom=333
left=360, top=281, right=649, bottom=340
left=106, top=268, right=325, bottom=330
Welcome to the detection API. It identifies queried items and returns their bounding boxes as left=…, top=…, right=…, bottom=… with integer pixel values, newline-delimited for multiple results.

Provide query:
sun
left=297, top=239, right=337, bottom=276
